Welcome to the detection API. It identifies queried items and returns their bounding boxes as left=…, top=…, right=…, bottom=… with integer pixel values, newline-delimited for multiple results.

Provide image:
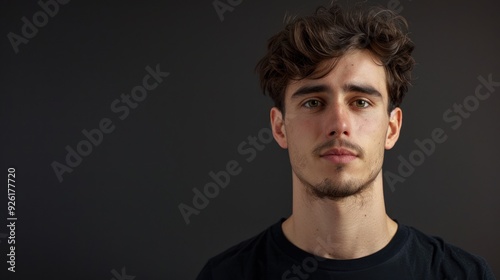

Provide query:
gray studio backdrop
left=1, top=0, right=499, bottom=279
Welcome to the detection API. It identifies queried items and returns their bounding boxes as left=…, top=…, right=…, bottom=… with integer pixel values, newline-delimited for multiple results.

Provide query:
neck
left=282, top=172, right=397, bottom=260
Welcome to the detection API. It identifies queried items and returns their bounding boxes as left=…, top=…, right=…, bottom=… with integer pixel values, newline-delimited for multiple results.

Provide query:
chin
left=302, top=175, right=368, bottom=200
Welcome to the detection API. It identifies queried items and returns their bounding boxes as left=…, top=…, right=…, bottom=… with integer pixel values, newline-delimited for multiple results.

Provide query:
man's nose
left=326, top=103, right=351, bottom=137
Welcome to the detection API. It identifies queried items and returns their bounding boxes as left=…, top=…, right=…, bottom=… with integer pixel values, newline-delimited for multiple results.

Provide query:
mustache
left=312, top=138, right=364, bottom=157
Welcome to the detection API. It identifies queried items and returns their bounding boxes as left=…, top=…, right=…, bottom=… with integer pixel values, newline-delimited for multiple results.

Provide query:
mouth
left=320, top=148, right=358, bottom=164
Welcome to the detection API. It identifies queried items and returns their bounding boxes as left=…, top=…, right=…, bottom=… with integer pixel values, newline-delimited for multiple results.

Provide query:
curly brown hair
left=256, top=3, right=415, bottom=114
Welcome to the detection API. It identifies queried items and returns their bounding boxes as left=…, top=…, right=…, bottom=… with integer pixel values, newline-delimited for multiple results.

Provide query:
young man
left=197, top=3, right=495, bottom=279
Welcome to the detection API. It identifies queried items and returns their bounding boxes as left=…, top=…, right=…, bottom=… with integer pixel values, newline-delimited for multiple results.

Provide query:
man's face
left=270, top=49, right=402, bottom=200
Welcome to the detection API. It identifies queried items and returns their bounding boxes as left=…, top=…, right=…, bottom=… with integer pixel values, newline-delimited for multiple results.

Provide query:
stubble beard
left=298, top=164, right=381, bottom=201
left=291, top=138, right=383, bottom=201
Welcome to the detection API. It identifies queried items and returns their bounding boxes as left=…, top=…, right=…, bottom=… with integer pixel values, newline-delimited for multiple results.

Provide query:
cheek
left=285, top=118, right=321, bottom=167
left=286, top=116, right=322, bottom=140
left=356, top=115, right=388, bottom=145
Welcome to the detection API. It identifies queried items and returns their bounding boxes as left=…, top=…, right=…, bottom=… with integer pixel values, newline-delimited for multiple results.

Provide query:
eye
left=353, top=99, right=370, bottom=108
left=303, top=99, right=322, bottom=108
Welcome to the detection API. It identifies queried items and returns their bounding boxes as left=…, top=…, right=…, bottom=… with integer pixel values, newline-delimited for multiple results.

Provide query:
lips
left=320, top=148, right=357, bottom=164
left=321, top=148, right=357, bottom=156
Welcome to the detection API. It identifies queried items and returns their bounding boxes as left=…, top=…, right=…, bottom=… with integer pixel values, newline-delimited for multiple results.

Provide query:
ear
left=385, top=107, right=402, bottom=150
left=270, top=107, right=288, bottom=149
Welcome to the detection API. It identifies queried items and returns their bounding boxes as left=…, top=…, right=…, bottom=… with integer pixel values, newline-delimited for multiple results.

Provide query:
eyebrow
left=343, top=83, right=383, bottom=98
left=291, top=85, right=329, bottom=99
left=291, top=83, right=383, bottom=99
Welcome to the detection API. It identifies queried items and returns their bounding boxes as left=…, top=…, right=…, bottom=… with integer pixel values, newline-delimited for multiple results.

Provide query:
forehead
left=285, top=49, right=388, bottom=99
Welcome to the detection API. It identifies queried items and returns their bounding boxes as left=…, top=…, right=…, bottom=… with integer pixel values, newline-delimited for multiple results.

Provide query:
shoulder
left=196, top=222, right=275, bottom=280
left=207, top=226, right=270, bottom=267
left=403, top=225, right=495, bottom=279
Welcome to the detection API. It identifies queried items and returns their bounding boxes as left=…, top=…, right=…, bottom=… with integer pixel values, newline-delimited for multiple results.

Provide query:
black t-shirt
left=197, top=219, right=495, bottom=279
